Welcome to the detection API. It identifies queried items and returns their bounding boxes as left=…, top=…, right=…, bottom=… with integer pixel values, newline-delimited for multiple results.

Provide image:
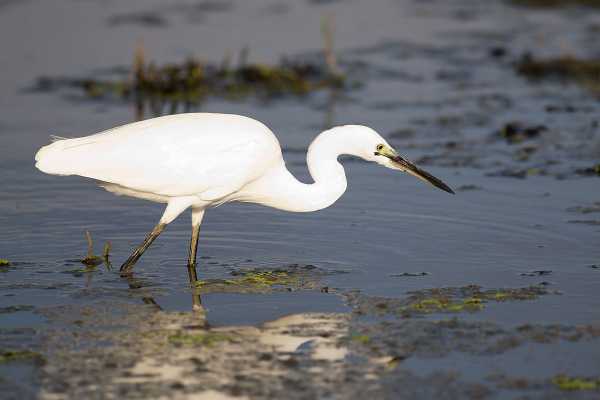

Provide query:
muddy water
left=0, top=0, right=599, bottom=399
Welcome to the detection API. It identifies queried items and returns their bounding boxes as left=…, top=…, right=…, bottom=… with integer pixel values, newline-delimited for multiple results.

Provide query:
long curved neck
left=242, top=126, right=370, bottom=212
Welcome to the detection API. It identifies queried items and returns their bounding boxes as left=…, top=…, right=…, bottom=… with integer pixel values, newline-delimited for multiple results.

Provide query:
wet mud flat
left=4, top=279, right=600, bottom=400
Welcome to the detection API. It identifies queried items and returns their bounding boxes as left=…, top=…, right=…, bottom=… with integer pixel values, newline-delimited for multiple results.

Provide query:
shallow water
left=1, top=0, right=599, bottom=398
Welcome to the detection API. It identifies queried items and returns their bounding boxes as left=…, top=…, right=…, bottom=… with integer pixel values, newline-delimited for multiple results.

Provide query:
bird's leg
left=187, top=224, right=201, bottom=283
left=119, top=198, right=194, bottom=276
left=188, top=208, right=205, bottom=311
left=187, top=208, right=205, bottom=277
left=120, top=222, right=166, bottom=275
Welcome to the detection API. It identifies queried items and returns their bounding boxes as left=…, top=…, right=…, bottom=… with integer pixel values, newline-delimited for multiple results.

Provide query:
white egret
left=35, top=113, right=453, bottom=283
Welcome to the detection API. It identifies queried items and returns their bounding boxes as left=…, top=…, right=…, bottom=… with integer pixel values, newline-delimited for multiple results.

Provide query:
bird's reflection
left=122, top=265, right=204, bottom=314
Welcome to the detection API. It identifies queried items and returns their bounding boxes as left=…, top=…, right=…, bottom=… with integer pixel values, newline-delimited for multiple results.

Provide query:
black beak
left=390, top=155, right=455, bottom=194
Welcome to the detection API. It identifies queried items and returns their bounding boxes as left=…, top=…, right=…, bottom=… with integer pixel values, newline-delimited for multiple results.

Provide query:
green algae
left=0, top=259, right=11, bottom=273
left=168, top=332, right=232, bottom=347
left=0, top=350, right=44, bottom=364
left=195, top=270, right=300, bottom=293
left=346, top=285, right=552, bottom=318
left=552, top=375, right=599, bottom=391
left=351, top=334, right=371, bottom=344
left=408, top=297, right=484, bottom=313
left=232, top=270, right=300, bottom=287
left=402, top=286, right=547, bottom=316
left=194, top=265, right=333, bottom=294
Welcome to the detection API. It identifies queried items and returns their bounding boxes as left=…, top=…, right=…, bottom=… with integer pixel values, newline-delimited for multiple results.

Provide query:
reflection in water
left=123, top=267, right=204, bottom=314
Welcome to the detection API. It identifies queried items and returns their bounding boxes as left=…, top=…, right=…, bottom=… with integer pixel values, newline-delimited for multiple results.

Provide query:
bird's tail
left=35, top=136, right=80, bottom=175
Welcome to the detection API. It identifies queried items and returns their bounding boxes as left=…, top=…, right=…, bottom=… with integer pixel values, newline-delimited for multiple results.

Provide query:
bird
left=35, top=113, right=454, bottom=285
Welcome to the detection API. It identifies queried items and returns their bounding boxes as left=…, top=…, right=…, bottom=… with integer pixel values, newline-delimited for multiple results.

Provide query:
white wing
left=35, top=113, right=282, bottom=200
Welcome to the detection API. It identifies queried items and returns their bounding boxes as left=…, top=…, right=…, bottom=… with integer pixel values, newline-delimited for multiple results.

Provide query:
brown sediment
left=496, top=122, right=547, bottom=144
left=516, top=55, right=600, bottom=94
left=80, top=231, right=111, bottom=267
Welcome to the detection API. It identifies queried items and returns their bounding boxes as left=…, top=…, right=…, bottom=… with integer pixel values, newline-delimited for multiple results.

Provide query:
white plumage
left=36, top=113, right=280, bottom=202
left=35, top=112, right=453, bottom=279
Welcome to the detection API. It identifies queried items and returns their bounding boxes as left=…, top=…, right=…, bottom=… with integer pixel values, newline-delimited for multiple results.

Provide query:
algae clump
left=0, top=350, right=44, bottom=364
left=351, top=334, right=371, bottom=344
left=168, top=332, right=232, bottom=347
left=194, top=265, right=329, bottom=294
left=552, top=375, right=599, bottom=391
left=516, top=55, right=600, bottom=95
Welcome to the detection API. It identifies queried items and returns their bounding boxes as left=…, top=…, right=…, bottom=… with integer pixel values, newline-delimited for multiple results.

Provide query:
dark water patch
left=390, top=272, right=430, bottom=277
left=396, top=340, right=600, bottom=398
left=486, top=167, right=547, bottom=179
left=308, top=0, right=344, bottom=5
left=575, top=164, right=600, bottom=177
left=510, top=0, right=600, bottom=8
left=381, top=369, right=492, bottom=400
left=0, top=362, right=40, bottom=400
left=520, top=270, right=553, bottom=277
left=545, top=104, right=593, bottom=113
left=2, top=282, right=74, bottom=290
left=107, top=12, right=168, bottom=28
left=497, top=122, right=547, bottom=144
left=347, top=317, right=600, bottom=360
left=567, top=219, right=600, bottom=225
left=456, top=184, right=482, bottom=191
left=168, top=0, right=233, bottom=15
left=0, top=305, right=35, bottom=314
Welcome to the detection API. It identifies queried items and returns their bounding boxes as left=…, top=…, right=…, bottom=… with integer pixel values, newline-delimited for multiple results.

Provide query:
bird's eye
left=376, top=144, right=384, bottom=152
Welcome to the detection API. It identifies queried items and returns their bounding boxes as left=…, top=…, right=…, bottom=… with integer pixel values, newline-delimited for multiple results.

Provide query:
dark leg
left=120, top=222, right=166, bottom=275
left=188, top=208, right=205, bottom=311
left=188, top=225, right=202, bottom=310
left=187, top=222, right=200, bottom=284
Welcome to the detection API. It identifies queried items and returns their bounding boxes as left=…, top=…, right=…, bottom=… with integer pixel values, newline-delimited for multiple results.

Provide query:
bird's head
left=340, top=125, right=455, bottom=194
